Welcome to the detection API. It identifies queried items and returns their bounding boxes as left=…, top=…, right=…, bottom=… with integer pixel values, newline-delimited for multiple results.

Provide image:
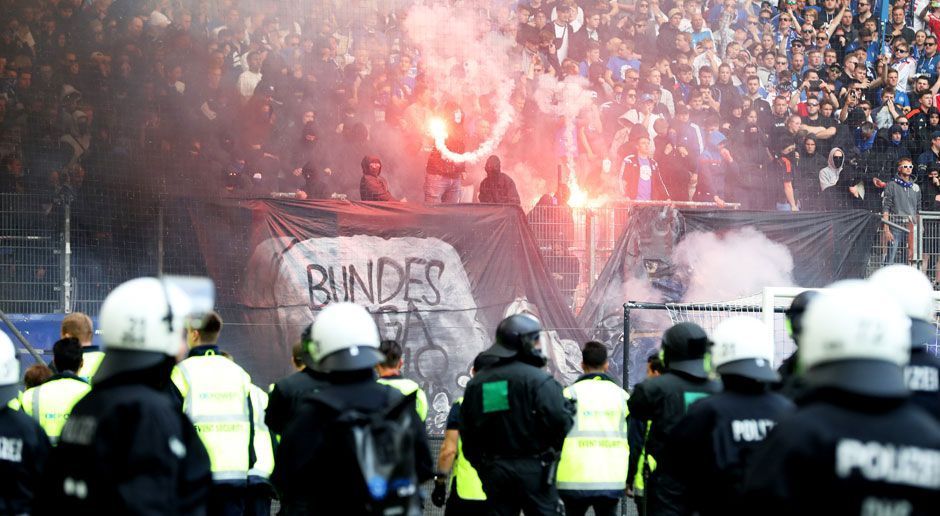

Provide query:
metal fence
left=0, top=194, right=63, bottom=314
left=867, top=214, right=918, bottom=277
left=527, top=201, right=740, bottom=311
left=2, top=194, right=931, bottom=317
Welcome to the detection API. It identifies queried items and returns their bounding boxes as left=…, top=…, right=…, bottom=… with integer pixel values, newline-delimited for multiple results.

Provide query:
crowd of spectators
left=2, top=0, right=940, bottom=213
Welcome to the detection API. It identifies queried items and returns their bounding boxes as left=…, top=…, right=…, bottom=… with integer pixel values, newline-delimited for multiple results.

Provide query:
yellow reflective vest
left=247, top=384, right=275, bottom=481
left=20, top=375, right=91, bottom=444
left=77, top=349, right=105, bottom=383
left=633, top=422, right=656, bottom=494
left=556, top=375, right=630, bottom=491
left=171, top=352, right=253, bottom=483
left=377, top=376, right=428, bottom=421
left=452, top=397, right=486, bottom=501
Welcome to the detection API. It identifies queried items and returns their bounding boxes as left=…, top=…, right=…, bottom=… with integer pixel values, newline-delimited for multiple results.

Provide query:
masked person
left=657, top=317, right=795, bottom=515
left=743, top=281, right=940, bottom=514
left=627, top=322, right=722, bottom=516
left=478, top=155, right=521, bottom=205
left=360, top=155, right=396, bottom=201
left=817, top=147, right=846, bottom=209
left=460, top=314, right=575, bottom=515
left=425, top=104, right=467, bottom=204
left=870, top=265, right=940, bottom=423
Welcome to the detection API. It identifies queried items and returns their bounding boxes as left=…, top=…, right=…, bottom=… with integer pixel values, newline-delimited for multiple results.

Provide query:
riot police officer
left=870, top=264, right=940, bottom=422
left=743, top=281, right=940, bottom=513
left=265, top=334, right=329, bottom=436
left=657, top=317, right=795, bottom=515
left=35, top=277, right=212, bottom=514
left=272, top=302, right=433, bottom=515
left=775, top=290, right=818, bottom=399
left=627, top=322, right=721, bottom=516
left=460, top=314, right=575, bottom=516
left=0, top=332, right=51, bottom=513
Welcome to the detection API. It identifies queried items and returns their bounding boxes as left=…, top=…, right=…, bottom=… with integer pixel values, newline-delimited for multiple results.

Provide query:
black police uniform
left=656, top=377, right=795, bottom=515
left=35, top=369, right=212, bottom=514
left=775, top=290, right=818, bottom=400
left=0, top=404, right=51, bottom=514
left=627, top=368, right=721, bottom=515
left=907, top=319, right=940, bottom=423
left=460, top=357, right=575, bottom=516
left=627, top=323, right=721, bottom=516
left=774, top=353, right=806, bottom=399
left=272, top=369, right=433, bottom=515
left=265, top=367, right=329, bottom=436
left=743, top=387, right=940, bottom=515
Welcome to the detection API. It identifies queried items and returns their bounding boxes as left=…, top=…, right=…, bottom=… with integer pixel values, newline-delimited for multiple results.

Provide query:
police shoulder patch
left=482, top=380, right=510, bottom=413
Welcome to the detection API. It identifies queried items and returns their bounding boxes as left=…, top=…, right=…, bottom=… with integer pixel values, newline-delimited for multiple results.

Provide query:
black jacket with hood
left=359, top=156, right=394, bottom=201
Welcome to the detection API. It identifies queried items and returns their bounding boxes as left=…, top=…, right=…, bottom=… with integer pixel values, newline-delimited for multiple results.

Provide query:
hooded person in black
left=287, top=121, right=332, bottom=198
left=874, top=124, right=911, bottom=185
left=731, top=123, right=772, bottom=209
left=359, top=155, right=395, bottom=201
left=478, top=155, right=521, bottom=205
left=627, top=322, right=722, bottom=516
left=795, top=135, right=828, bottom=209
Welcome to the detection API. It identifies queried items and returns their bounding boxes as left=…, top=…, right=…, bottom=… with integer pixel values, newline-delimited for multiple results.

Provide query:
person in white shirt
left=236, top=50, right=263, bottom=100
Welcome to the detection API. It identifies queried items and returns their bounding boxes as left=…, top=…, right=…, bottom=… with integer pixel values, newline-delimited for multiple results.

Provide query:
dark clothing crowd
left=3, top=0, right=940, bottom=212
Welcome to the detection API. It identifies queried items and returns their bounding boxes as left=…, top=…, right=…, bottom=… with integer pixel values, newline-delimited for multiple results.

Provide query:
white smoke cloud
left=530, top=73, right=601, bottom=204
left=673, top=227, right=795, bottom=302
left=531, top=74, right=595, bottom=173
left=432, top=80, right=516, bottom=164
left=403, top=3, right=518, bottom=164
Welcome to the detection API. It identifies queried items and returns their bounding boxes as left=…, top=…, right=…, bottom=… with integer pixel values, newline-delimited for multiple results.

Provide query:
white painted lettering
left=0, top=437, right=23, bottom=462
left=730, top=419, right=777, bottom=442
left=904, top=366, right=940, bottom=392
left=836, top=439, right=940, bottom=489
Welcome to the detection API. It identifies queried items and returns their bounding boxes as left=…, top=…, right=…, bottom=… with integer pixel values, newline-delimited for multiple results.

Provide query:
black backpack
left=312, top=387, right=422, bottom=516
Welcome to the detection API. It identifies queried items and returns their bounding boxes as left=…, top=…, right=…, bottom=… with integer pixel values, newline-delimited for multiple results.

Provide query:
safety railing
left=0, top=194, right=63, bottom=314
left=0, top=192, right=929, bottom=316
left=867, top=214, right=919, bottom=276
left=528, top=201, right=738, bottom=311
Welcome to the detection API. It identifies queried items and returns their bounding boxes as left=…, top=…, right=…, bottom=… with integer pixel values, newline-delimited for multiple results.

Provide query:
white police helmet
left=306, top=302, right=383, bottom=373
left=869, top=264, right=937, bottom=348
left=94, top=277, right=192, bottom=382
left=711, top=316, right=778, bottom=382
left=0, top=331, right=19, bottom=405
left=800, top=280, right=911, bottom=397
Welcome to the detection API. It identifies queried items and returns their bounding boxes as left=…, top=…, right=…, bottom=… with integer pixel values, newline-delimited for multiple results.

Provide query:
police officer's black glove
left=431, top=478, right=447, bottom=507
